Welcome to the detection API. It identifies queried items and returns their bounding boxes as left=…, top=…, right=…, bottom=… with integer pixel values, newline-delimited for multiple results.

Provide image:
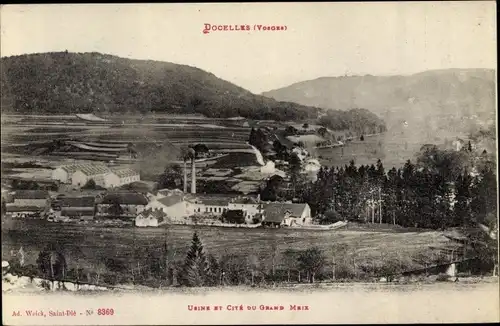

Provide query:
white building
left=146, top=194, right=187, bottom=222
left=261, top=203, right=312, bottom=227
left=260, top=161, right=276, bottom=174
left=71, top=164, right=115, bottom=188
left=52, top=165, right=80, bottom=183
left=53, top=163, right=140, bottom=189
left=110, top=168, right=141, bottom=187
left=135, top=208, right=168, bottom=227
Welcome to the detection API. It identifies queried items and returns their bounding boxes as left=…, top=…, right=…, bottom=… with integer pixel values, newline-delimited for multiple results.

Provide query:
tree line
left=259, top=144, right=497, bottom=231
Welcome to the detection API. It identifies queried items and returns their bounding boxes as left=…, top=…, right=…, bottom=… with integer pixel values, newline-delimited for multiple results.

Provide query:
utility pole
left=379, top=187, right=382, bottom=224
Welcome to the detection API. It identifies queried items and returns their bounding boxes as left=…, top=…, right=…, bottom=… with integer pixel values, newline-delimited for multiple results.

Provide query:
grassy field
left=2, top=219, right=463, bottom=280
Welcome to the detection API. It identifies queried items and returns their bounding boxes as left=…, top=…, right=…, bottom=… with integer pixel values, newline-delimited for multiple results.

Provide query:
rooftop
left=111, top=168, right=139, bottom=178
left=138, top=208, right=168, bottom=221
left=101, top=192, right=149, bottom=205
left=59, top=196, right=96, bottom=207
left=157, top=195, right=184, bottom=207
left=13, top=190, right=50, bottom=200
left=185, top=194, right=234, bottom=206
left=61, top=163, right=111, bottom=176
left=263, top=203, right=309, bottom=223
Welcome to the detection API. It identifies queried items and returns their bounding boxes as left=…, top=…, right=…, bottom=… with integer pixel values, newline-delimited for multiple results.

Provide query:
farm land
left=1, top=218, right=463, bottom=282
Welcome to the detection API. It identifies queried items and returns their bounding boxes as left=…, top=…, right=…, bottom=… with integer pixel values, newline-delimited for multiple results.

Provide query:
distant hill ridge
left=0, top=52, right=321, bottom=121
left=262, top=68, right=496, bottom=120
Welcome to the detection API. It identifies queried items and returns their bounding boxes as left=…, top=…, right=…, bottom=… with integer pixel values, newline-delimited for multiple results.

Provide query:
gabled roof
left=76, top=164, right=111, bottom=176
left=13, top=190, right=49, bottom=200
left=229, top=196, right=259, bottom=204
left=100, top=192, right=149, bottom=205
left=263, top=203, right=308, bottom=223
left=157, top=195, right=183, bottom=207
left=59, top=196, right=96, bottom=207
left=60, top=163, right=110, bottom=176
left=6, top=204, right=46, bottom=212
left=157, top=188, right=184, bottom=197
left=184, top=194, right=232, bottom=206
left=111, top=168, right=139, bottom=178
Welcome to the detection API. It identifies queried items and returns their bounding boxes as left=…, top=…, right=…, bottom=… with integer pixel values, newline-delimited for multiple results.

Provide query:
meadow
left=2, top=219, right=462, bottom=280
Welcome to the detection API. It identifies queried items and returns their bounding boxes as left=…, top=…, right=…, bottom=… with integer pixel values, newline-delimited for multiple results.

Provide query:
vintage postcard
left=1, top=2, right=498, bottom=325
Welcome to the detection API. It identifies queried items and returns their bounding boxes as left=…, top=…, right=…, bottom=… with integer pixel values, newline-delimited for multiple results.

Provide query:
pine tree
left=205, top=254, right=220, bottom=286
left=181, top=232, right=209, bottom=287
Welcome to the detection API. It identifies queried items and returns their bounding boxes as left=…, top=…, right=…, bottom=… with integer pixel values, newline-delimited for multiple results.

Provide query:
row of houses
left=51, top=163, right=140, bottom=188
left=3, top=190, right=148, bottom=220
left=3, top=189, right=313, bottom=228
left=143, top=190, right=313, bottom=227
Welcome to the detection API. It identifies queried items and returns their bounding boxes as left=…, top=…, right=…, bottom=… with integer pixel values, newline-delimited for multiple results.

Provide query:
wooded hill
left=1, top=52, right=322, bottom=121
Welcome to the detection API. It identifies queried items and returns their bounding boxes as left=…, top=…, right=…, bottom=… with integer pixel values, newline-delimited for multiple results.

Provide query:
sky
left=0, top=2, right=496, bottom=94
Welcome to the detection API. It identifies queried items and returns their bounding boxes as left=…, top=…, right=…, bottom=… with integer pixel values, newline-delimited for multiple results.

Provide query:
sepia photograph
left=1, top=2, right=498, bottom=325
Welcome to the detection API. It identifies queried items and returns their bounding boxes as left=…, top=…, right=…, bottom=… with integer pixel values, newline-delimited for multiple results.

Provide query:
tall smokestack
left=191, top=157, right=196, bottom=194
left=183, top=160, right=188, bottom=193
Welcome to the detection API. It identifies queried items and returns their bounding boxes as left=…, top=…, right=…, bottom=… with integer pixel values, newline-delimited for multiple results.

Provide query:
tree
left=82, top=178, right=98, bottom=189
left=36, top=243, right=67, bottom=284
left=317, top=127, right=328, bottom=137
left=285, top=125, right=298, bottom=136
left=1, top=199, right=6, bottom=217
left=282, top=249, right=298, bottom=282
left=289, top=153, right=302, bottom=199
left=297, top=247, right=326, bottom=283
left=360, top=135, right=365, bottom=141
left=205, top=254, right=221, bottom=286
left=221, top=209, right=245, bottom=224
left=108, top=198, right=124, bottom=217
left=181, top=232, right=209, bottom=287
left=191, top=144, right=210, bottom=158
left=158, top=164, right=183, bottom=190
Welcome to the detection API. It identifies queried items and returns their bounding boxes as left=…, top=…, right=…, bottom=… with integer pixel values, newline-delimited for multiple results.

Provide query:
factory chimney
left=190, top=157, right=196, bottom=194
left=183, top=159, right=188, bottom=193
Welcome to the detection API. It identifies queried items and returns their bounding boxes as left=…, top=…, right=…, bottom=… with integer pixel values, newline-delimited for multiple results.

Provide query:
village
left=1, top=127, right=323, bottom=229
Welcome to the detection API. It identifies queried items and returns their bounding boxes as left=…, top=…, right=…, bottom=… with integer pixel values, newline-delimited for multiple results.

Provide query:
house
left=96, top=192, right=148, bottom=218
left=261, top=203, right=312, bottom=227
left=70, top=164, right=113, bottom=188
left=146, top=194, right=186, bottom=222
left=110, top=168, right=141, bottom=187
left=452, top=138, right=465, bottom=152
left=156, top=188, right=184, bottom=199
left=6, top=190, right=50, bottom=218
left=260, top=161, right=276, bottom=174
left=51, top=165, right=80, bottom=184
left=59, top=196, right=96, bottom=220
left=135, top=208, right=168, bottom=227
